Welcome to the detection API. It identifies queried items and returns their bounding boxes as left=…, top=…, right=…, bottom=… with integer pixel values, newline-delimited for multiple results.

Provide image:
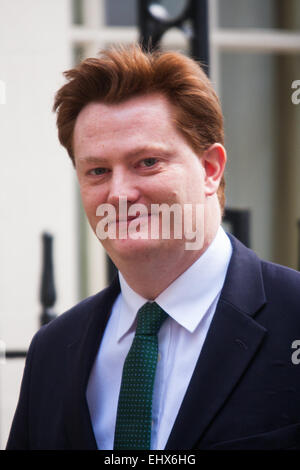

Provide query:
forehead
left=73, top=93, right=178, bottom=147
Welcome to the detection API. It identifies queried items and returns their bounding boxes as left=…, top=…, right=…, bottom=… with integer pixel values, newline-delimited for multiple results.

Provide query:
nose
left=107, top=167, right=141, bottom=207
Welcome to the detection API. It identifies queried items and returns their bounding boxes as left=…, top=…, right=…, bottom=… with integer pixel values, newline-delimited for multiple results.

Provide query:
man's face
left=73, top=93, right=210, bottom=266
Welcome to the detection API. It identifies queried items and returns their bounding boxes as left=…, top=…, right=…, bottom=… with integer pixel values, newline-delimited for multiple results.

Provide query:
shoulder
left=261, top=259, right=300, bottom=294
left=31, top=277, right=120, bottom=351
left=225, top=233, right=300, bottom=319
left=260, top=259, right=300, bottom=309
left=228, top=232, right=300, bottom=291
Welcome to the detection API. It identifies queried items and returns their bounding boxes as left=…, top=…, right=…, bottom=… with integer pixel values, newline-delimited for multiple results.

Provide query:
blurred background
left=0, top=0, right=299, bottom=448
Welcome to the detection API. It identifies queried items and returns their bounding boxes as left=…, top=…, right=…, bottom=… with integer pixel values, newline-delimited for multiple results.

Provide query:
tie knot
left=136, top=302, right=167, bottom=336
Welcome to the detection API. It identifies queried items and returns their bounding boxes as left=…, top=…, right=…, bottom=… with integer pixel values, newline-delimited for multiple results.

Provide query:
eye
left=141, top=158, right=158, bottom=167
left=90, top=167, right=109, bottom=175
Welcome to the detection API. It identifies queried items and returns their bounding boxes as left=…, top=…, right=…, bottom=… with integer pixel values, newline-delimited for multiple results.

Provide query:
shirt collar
left=117, top=226, right=232, bottom=340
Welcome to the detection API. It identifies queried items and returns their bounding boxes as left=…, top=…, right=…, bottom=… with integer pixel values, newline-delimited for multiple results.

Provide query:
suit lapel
left=165, top=235, right=268, bottom=450
left=65, top=277, right=120, bottom=449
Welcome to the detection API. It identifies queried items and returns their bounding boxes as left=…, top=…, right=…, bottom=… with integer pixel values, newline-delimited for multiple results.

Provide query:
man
left=7, top=44, right=300, bottom=450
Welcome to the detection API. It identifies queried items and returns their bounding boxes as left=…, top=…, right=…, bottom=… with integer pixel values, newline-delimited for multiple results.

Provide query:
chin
left=103, top=237, right=172, bottom=263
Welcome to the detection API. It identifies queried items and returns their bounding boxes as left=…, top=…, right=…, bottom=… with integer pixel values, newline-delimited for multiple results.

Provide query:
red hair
left=53, top=43, right=225, bottom=211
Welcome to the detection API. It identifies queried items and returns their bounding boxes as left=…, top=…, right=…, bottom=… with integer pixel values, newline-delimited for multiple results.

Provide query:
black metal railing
left=39, top=233, right=57, bottom=326
left=138, top=0, right=209, bottom=74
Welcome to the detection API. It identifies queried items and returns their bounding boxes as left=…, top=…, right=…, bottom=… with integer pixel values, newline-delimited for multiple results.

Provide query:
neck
left=118, top=246, right=210, bottom=300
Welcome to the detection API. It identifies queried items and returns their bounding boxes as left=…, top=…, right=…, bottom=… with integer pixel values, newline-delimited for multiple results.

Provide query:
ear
left=202, top=143, right=226, bottom=196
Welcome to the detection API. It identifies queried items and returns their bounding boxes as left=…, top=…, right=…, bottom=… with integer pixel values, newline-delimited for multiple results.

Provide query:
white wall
left=0, top=0, right=78, bottom=448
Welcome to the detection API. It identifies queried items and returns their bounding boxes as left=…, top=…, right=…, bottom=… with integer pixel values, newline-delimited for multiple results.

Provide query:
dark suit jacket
left=6, top=235, right=300, bottom=450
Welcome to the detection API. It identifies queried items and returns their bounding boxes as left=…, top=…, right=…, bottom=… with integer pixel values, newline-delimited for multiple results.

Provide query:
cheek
left=168, top=168, right=204, bottom=203
left=151, top=185, right=180, bottom=204
left=80, top=187, right=105, bottom=218
left=187, top=163, right=206, bottom=190
left=150, top=170, right=183, bottom=200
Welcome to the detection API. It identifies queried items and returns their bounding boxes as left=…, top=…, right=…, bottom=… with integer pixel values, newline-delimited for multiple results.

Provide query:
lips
left=115, top=213, right=152, bottom=223
left=115, top=215, right=139, bottom=223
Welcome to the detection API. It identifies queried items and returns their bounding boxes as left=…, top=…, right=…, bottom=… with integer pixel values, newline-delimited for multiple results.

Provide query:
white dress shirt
left=86, top=226, right=232, bottom=449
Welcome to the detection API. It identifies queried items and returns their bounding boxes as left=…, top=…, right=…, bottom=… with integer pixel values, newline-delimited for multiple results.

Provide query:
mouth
left=115, top=215, right=139, bottom=223
left=114, top=213, right=152, bottom=224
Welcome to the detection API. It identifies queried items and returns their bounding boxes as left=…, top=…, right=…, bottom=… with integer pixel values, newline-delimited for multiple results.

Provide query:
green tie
left=113, top=301, right=168, bottom=450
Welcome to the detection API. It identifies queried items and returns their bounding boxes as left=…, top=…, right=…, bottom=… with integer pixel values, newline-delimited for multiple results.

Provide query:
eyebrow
left=77, top=156, right=107, bottom=165
left=77, top=145, right=172, bottom=164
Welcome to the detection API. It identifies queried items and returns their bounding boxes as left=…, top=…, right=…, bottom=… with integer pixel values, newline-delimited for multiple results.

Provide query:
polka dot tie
left=113, top=302, right=168, bottom=450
